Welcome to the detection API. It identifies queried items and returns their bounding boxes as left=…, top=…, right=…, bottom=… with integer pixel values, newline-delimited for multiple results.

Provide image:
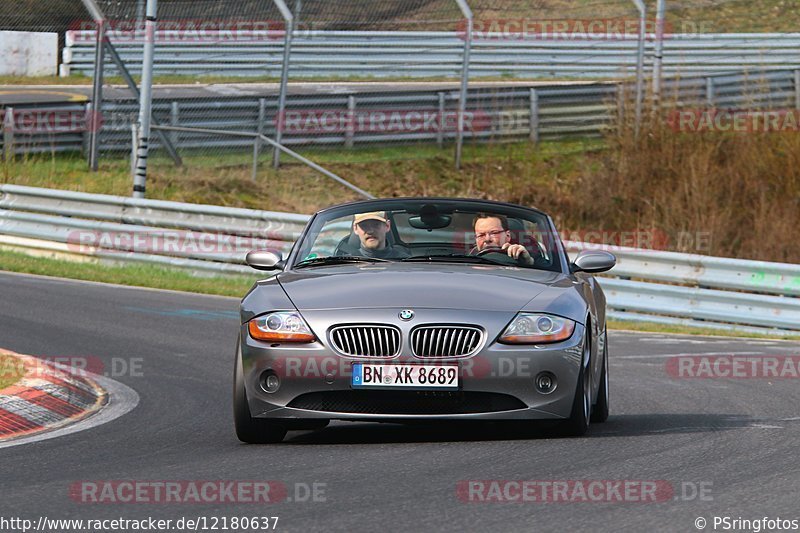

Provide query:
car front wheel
left=561, top=334, right=592, bottom=437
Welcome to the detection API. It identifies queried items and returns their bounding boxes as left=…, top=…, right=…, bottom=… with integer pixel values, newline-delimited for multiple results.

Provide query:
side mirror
left=571, top=250, right=616, bottom=273
left=245, top=250, right=284, bottom=271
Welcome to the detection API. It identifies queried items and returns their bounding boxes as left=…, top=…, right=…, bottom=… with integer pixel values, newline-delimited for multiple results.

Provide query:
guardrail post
left=252, top=98, right=266, bottom=181
left=706, top=77, right=715, bottom=107
left=345, top=95, right=356, bottom=149
left=529, top=88, right=539, bottom=143
left=170, top=101, right=179, bottom=148
left=2, top=106, right=14, bottom=161
left=794, top=70, right=800, bottom=110
left=616, top=84, right=625, bottom=135
left=437, top=92, right=446, bottom=148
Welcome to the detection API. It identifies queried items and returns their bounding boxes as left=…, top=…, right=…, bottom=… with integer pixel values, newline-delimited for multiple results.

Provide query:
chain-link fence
left=2, top=0, right=800, bottom=199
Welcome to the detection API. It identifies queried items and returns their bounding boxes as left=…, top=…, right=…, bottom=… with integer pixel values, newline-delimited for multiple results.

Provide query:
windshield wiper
left=294, top=255, right=390, bottom=268
left=401, top=254, right=507, bottom=266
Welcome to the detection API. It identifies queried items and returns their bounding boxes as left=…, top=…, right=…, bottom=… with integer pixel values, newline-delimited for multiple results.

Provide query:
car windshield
left=291, top=200, right=563, bottom=272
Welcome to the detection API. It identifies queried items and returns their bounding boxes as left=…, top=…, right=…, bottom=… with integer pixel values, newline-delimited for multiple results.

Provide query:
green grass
left=607, top=320, right=800, bottom=341
left=0, top=248, right=256, bottom=297
left=0, top=355, right=25, bottom=390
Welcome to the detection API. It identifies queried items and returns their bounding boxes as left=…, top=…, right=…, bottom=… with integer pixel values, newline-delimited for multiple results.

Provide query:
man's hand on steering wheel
left=476, top=243, right=534, bottom=265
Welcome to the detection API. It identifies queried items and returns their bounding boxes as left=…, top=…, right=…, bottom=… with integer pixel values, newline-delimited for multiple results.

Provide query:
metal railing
left=1, top=183, right=798, bottom=336
left=61, top=30, right=800, bottom=79
left=4, top=68, right=800, bottom=157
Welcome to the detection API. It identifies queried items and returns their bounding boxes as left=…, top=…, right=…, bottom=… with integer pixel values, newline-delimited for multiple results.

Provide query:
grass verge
left=607, top=320, right=800, bottom=341
left=0, top=248, right=256, bottom=297
left=0, top=354, right=25, bottom=390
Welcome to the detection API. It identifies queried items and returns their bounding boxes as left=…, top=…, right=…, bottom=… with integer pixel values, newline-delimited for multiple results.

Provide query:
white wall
left=0, top=31, right=58, bottom=76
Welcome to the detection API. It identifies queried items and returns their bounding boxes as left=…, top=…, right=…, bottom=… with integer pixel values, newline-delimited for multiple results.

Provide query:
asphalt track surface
left=1, top=270, right=799, bottom=532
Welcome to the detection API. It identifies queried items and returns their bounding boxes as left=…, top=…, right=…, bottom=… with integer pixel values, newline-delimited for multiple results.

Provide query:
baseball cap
left=353, top=211, right=388, bottom=225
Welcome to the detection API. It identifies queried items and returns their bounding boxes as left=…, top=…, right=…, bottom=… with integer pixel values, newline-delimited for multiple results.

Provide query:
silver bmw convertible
left=234, top=198, right=615, bottom=443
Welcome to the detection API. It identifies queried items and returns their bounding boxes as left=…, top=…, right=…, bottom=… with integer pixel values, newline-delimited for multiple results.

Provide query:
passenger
left=352, top=212, right=410, bottom=259
left=471, top=213, right=535, bottom=266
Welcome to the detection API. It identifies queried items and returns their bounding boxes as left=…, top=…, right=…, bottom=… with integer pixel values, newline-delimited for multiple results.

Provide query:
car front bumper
left=239, top=309, right=586, bottom=421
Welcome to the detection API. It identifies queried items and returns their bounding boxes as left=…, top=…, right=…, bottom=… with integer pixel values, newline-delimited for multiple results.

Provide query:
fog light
left=260, top=370, right=281, bottom=393
left=535, top=372, right=557, bottom=394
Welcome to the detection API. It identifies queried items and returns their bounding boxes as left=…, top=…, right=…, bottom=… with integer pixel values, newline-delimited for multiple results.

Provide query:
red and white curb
left=0, top=350, right=107, bottom=441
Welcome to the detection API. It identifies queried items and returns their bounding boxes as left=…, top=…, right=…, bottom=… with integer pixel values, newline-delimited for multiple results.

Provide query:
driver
left=471, top=213, right=534, bottom=266
left=352, top=212, right=410, bottom=259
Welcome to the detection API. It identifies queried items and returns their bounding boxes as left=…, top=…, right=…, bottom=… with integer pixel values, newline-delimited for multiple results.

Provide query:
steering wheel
left=475, top=246, right=520, bottom=265
left=476, top=246, right=506, bottom=256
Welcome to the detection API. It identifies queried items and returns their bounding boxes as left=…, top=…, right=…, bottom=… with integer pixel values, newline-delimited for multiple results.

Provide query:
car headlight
left=498, top=313, right=575, bottom=344
left=248, top=311, right=316, bottom=343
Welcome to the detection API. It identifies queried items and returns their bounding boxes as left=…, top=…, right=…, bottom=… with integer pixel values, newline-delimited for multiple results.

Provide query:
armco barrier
left=1, top=184, right=798, bottom=336
left=4, top=68, right=800, bottom=157
left=61, top=31, right=800, bottom=79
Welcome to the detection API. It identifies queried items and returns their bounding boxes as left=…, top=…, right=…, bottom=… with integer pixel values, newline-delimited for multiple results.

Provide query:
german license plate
left=351, top=363, right=459, bottom=390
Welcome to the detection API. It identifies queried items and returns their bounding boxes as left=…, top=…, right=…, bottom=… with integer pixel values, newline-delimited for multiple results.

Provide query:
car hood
left=276, top=263, right=568, bottom=312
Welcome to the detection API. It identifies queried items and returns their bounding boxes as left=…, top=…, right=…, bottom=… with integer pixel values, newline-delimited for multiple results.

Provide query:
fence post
left=794, top=70, right=800, bottom=110
left=437, top=91, right=446, bottom=148
left=130, top=122, right=139, bottom=180
left=616, top=84, right=626, bottom=135
left=252, top=98, right=266, bottom=181
left=2, top=106, right=14, bottom=161
left=89, top=18, right=106, bottom=171
left=529, top=88, right=539, bottom=143
left=706, top=77, right=715, bottom=107
left=631, top=0, right=646, bottom=138
left=82, top=102, right=92, bottom=158
left=170, top=101, right=179, bottom=148
left=454, top=0, right=472, bottom=170
left=345, top=95, right=356, bottom=149
left=271, top=0, right=294, bottom=169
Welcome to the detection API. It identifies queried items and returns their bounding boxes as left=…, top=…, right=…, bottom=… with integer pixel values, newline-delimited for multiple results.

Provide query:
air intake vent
left=329, top=325, right=401, bottom=357
left=411, top=326, right=482, bottom=358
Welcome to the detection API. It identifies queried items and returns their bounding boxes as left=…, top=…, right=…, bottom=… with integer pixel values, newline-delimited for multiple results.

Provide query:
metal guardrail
left=61, top=31, right=800, bottom=78
left=4, top=68, right=800, bottom=157
left=1, top=184, right=798, bottom=336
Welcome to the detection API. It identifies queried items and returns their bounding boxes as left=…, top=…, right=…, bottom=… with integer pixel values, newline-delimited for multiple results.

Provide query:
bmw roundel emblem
left=399, top=309, right=415, bottom=321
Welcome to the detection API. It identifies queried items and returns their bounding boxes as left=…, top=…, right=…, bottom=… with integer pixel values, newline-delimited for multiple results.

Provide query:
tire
left=591, top=330, right=610, bottom=423
left=561, top=334, right=592, bottom=437
left=233, top=343, right=287, bottom=444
